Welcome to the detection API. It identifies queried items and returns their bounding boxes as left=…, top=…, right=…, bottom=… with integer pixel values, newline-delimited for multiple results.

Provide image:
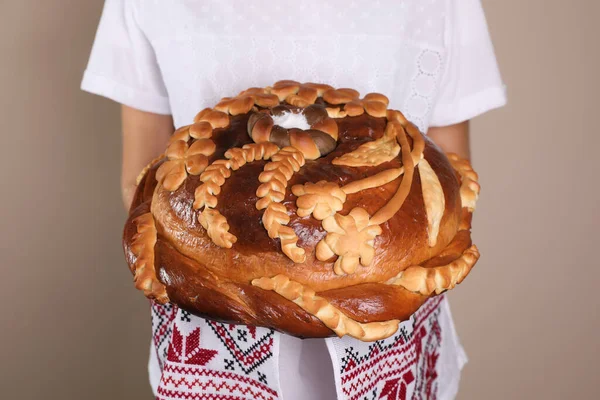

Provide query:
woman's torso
left=138, top=2, right=462, bottom=399
left=137, top=0, right=449, bottom=132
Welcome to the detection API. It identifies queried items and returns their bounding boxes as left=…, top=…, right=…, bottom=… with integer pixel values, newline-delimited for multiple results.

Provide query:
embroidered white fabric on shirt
left=156, top=308, right=280, bottom=400
left=143, top=0, right=447, bottom=131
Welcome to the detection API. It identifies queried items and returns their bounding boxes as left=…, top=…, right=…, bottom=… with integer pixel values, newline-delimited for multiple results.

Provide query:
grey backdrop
left=1, top=0, right=598, bottom=398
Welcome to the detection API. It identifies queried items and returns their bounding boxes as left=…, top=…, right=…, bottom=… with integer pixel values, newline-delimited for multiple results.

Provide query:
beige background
left=1, top=0, right=598, bottom=398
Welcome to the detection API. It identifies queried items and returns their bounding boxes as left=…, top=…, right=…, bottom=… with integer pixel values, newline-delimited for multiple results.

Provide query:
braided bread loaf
left=123, top=80, right=480, bottom=341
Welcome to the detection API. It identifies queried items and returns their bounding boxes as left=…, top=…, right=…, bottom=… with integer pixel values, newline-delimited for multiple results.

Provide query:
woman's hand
left=121, top=105, right=174, bottom=211
left=427, top=121, right=470, bottom=161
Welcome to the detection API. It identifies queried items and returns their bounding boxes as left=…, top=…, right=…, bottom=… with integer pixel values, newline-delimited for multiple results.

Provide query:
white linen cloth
left=82, top=1, right=506, bottom=398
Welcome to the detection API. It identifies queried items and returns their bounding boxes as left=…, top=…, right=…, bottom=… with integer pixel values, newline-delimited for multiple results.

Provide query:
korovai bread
left=123, top=80, right=480, bottom=341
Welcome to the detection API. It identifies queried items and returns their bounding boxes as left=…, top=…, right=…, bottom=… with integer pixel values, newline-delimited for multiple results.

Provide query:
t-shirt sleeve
left=429, top=0, right=507, bottom=127
left=80, top=0, right=171, bottom=114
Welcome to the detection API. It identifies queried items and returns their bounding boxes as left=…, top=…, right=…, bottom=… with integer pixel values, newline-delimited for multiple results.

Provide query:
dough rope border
left=130, top=213, right=169, bottom=304
left=386, top=245, right=480, bottom=295
left=251, top=274, right=400, bottom=341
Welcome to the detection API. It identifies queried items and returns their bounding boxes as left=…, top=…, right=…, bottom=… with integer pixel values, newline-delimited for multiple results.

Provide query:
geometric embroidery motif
left=207, top=321, right=275, bottom=375
left=332, top=295, right=445, bottom=400
left=412, top=312, right=442, bottom=399
left=151, top=301, right=179, bottom=370
left=167, top=324, right=218, bottom=366
left=156, top=311, right=279, bottom=400
left=151, top=295, right=446, bottom=400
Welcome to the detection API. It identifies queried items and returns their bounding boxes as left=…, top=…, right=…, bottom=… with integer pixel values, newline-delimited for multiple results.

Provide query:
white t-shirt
left=82, top=1, right=506, bottom=399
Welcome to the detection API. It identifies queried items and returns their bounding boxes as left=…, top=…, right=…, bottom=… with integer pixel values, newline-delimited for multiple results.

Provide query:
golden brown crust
left=252, top=275, right=399, bottom=341
left=122, top=81, right=481, bottom=341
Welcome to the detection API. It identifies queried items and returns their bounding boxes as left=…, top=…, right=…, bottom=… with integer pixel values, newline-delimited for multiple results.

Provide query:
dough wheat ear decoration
left=124, top=81, right=482, bottom=341
left=257, top=147, right=307, bottom=263
left=193, top=142, right=280, bottom=248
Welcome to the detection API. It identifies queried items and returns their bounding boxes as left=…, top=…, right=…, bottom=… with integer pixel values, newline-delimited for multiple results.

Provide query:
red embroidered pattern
left=152, top=301, right=179, bottom=369
left=380, top=371, right=415, bottom=400
left=156, top=311, right=278, bottom=400
left=167, top=325, right=218, bottom=366
left=158, top=366, right=278, bottom=400
left=207, top=321, right=275, bottom=374
left=157, top=388, right=262, bottom=400
left=336, top=296, right=444, bottom=400
left=151, top=296, right=445, bottom=400
left=411, top=312, right=442, bottom=399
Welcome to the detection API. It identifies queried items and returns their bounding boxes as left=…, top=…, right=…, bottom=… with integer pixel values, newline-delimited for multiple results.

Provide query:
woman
left=82, top=1, right=505, bottom=398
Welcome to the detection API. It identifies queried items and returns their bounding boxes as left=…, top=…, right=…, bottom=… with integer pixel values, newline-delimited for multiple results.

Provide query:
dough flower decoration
left=156, top=138, right=216, bottom=191
left=316, top=208, right=382, bottom=275
left=292, top=181, right=347, bottom=220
